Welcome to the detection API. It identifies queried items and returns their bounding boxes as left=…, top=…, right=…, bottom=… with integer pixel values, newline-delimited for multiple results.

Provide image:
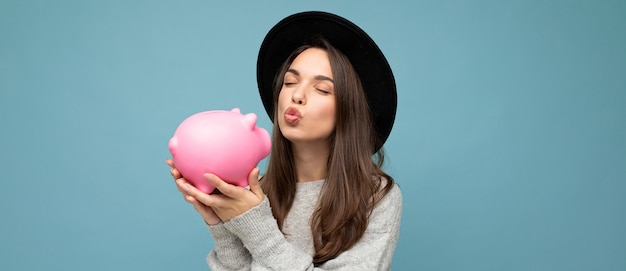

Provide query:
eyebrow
left=286, top=69, right=334, bottom=83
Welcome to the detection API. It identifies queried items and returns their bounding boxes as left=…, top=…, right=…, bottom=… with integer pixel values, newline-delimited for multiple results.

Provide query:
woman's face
left=277, top=48, right=336, bottom=146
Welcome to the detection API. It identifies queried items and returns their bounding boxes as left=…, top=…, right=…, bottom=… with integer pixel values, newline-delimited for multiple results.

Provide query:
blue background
left=1, top=0, right=625, bottom=270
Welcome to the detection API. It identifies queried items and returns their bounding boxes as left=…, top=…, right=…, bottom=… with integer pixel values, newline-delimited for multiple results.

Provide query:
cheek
left=316, top=100, right=336, bottom=124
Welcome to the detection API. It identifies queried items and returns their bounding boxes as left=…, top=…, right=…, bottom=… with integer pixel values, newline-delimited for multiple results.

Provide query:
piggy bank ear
left=231, top=108, right=241, bottom=114
left=243, top=113, right=258, bottom=130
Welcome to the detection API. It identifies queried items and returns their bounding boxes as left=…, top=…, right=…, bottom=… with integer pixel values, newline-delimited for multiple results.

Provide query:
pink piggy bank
left=168, top=108, right=271, bottom=194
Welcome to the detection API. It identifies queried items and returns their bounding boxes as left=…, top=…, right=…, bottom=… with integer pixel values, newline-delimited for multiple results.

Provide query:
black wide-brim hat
left=257, top=11, right=397, bottom=151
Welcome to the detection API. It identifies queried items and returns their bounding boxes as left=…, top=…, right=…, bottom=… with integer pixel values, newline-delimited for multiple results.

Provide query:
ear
left=242, top=113, right=258, bottom=130
left=230, top=108, right=241, bottom=114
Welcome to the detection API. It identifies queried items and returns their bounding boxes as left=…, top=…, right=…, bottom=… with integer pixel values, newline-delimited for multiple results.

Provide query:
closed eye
left=316, top=88, right=331, bottom=94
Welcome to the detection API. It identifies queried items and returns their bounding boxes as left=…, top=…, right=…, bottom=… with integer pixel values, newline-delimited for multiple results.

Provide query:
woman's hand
left=166, top=159, right=221, bottom=225
left=178, top=168, right=265, bottom=222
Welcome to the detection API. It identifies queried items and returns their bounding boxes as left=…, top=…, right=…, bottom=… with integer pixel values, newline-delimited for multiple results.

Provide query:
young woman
left=167, top=11, right=402, bottom=270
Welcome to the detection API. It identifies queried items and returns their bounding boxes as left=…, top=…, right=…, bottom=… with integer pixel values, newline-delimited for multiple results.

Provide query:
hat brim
left=257, top=11, right=397, bottom=151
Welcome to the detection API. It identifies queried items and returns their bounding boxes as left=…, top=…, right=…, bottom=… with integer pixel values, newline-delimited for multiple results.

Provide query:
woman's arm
left=206, top=223, right=252, bottom=271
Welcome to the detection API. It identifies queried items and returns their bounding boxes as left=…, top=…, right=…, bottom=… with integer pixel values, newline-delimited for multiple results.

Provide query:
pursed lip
left=284, top=107, right=302, bottom=123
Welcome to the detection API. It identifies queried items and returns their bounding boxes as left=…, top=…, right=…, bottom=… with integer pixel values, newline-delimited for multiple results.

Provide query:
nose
left=291, top=84, right=305, bottom=105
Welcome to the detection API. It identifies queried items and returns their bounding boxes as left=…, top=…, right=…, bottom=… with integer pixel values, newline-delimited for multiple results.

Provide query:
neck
left=291, top=142, right=330, bottom=183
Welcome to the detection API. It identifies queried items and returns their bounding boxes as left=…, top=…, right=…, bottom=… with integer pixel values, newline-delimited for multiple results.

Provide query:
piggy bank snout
left=168, top=137, right=178, bottom=155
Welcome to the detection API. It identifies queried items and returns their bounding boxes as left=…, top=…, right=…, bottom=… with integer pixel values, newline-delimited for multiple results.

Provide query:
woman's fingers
left=166, top=159, right=184, bottom=180
left=171, top=168, right=181, bottom=179
left=248, top=168, right=263, bottom=197
left=175, top=178, right=189, bottom=193
left=205, top=174, right=241, bottom=198
left=204, top=169, right=262, bottom=199
left=179, top=183, right=222, bottom=225
left=177, top=178, right=220, bottom=206
left=175, top=169, right=265, bottom=223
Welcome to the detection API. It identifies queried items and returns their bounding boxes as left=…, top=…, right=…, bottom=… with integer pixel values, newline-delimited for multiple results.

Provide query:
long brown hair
left=261, top=37, right=395, bottom=264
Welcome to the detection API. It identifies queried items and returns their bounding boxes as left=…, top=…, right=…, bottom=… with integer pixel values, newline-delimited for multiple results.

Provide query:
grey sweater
left=206, top=179, right=402, bottom=270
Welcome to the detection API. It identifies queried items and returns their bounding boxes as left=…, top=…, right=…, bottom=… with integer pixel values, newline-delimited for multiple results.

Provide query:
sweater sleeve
left=206, top=222, right=252, bottom=270
left=223, top=184, right=403, bottom=271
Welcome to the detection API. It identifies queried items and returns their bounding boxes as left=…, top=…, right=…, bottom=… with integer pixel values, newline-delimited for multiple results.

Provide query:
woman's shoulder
left=376, top=175, right=401, bottom=199
left=371, top=175, right=402, bottom=212
left=386, top=181, right=402, bottom=202
left=368, top=177, right=402, bottom=232
left=378, top=178, right=402, bottom=207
